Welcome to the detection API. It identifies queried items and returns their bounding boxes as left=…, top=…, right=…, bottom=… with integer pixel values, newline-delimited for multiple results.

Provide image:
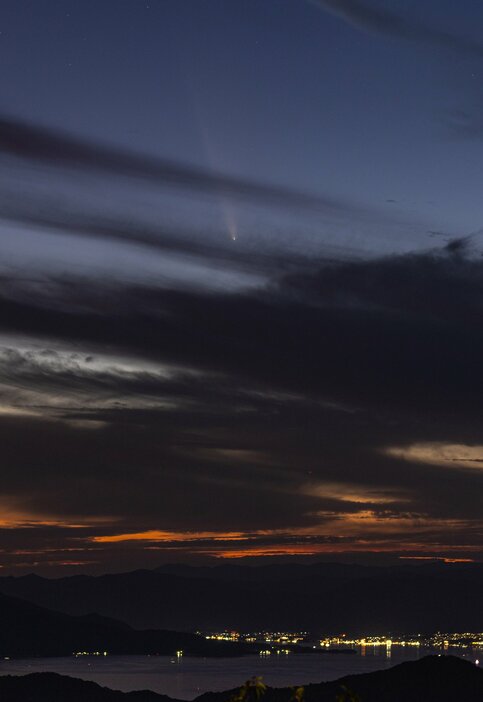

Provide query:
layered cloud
left=0, top=116, right=481, bottom=573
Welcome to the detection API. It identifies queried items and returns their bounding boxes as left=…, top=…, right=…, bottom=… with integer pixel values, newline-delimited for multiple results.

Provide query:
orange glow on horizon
left=399, top=556, right=475, bottom=563
left=0, top=512, right=115, bottom=530
left=90, top=513, right=481, bottom=565
left=212, top=548, right=478, bottom=560
left=92, top=529, right=254, bottom=543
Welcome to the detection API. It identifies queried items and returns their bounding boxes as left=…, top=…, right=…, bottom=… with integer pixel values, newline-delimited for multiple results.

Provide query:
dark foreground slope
left=197, top=656, right=483, bottom=702
left=0, top=562, right=482, bottom=632
left=0, top=672, right=170, bottom=702
left=0, top=656, right=480, bottom=702
left=0, top=592, right=250, bottom=657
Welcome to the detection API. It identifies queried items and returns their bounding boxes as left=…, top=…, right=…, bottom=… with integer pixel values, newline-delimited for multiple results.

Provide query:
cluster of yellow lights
left=205, top=632, right=240, bottom=642
left=323, top=637, right=418, bottom=648
left=432, top=633, right=483, bottom=649
left=202, top=630, right=483, bottom=654
left=204, top=631, right=307, bottom=644
left=319, top=632, right=483, bottom=649
left=73, top=651, right=108, bottom=657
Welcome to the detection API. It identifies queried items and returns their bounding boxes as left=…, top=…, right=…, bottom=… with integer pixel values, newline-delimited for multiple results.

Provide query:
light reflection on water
left=0, top=648, right=478, bottom=700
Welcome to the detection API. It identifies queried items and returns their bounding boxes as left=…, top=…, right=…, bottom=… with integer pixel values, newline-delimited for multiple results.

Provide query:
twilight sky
left=0, top=0, right=482, bottom=574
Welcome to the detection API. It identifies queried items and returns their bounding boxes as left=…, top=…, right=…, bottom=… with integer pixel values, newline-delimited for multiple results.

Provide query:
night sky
left=0, top=0, right=483, bottom=575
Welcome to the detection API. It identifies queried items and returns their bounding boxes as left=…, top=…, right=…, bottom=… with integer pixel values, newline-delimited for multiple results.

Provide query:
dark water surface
left=0, top=648, right=479, bottom=699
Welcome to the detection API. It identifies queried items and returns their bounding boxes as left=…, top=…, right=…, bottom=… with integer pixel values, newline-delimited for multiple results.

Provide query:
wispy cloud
left=0, top=114, right=400, bottom=280
left=0, top=114, right=482, bottom=569
left=309, top=0, right=483, bottom=58
left=0, top=115, right=352, bottom=217
left=384, top=443, right=483, bottom=470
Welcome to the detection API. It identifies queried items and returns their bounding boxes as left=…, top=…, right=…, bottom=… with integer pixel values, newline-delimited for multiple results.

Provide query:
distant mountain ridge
left=0, top=656, right=481, bottom=702
left=0, top=562, right=481, bottom=633
left=154, top=562, right=374, bottom=581
left=0, top=592, right=251, bottom=657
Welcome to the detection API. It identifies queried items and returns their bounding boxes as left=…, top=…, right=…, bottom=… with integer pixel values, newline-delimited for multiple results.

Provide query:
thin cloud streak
left=310, top=0, right=483, bottom=58
left=0, top=202, right=318, bottom=279
left=0, top=115, right=406, bottom=279
left=0, top=115, right=439, bottom=279
left=0, top=115, right=360, bottom=218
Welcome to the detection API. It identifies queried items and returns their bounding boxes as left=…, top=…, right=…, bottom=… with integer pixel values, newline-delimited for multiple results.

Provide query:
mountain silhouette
left=0, top=591, right=251, bottom=657
left=0, top=562, right=481, bottom=633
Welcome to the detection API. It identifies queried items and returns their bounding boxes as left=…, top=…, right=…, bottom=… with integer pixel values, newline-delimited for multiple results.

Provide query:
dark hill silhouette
left=196, top=656, right=483, bottom=702
left=0, top=592, right=251, bottom=657
left=0, top=562, right=482, bottom=632
left=0, top=672, right=169, bottom=702
left=0, top=656, right=480, bottom=702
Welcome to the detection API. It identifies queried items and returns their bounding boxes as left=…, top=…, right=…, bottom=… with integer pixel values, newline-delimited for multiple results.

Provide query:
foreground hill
left=0, top=656, right=480, bottom=702
left=0, top=673, right=168, bottom=702
left=0, top=592, right=251, bottom=657
left=197, top=656, right=483, bottom=702
left=0, top=562, right=482, bottom=632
